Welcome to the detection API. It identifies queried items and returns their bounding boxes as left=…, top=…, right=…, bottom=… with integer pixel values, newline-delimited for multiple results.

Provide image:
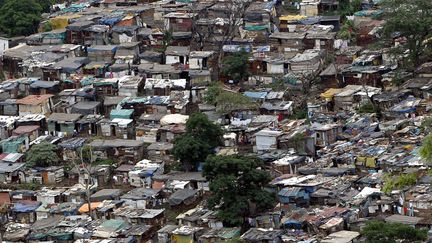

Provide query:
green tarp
left=1, top=136, right=27, bottom=153
left=110, top=109, right=134, bottom=119
left=244, top=25, right=268, bottom=31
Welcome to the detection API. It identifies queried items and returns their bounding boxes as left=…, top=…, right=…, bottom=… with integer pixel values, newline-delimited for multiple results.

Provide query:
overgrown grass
left=382, top=173, right=417, bottom=194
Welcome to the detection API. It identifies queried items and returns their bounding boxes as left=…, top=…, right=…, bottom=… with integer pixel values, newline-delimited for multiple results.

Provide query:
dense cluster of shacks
left=0, top=0, right=430, bottom=242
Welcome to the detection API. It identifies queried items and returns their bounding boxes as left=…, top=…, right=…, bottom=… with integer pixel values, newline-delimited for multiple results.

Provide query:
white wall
left=166, top=55, right=180, bottom=64
left=0, top=38, right=9, bottom=56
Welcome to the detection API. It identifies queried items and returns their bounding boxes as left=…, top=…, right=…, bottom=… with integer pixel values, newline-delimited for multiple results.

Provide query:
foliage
left=204, top=83, right=223, bottom=105
left=172, top=134, right=212, bottom=171
left=25, top=142, right=60, bottom=168
left=264, top=78, right=287, bottom=92
left=42, top=21, right=53, bottom=32
left=0, top=71, right=5, bottom=82
left=173, top=112, right=223, bottom=171
left=289, top=107, right=308, bottom=120
left=216, top=91, right=258, bottom=114
left=203, top=155, right=275, bottom=226
left=186, top=112, right=223, bottom=148
left=80, top=145, right=92, bottom=164
left=381, top=0, right=432, bottom=69
left=164, top=161, right=182, bottom=173
left=17, top=182, right=41, bottom=191
left=391, top=71, right=405, bottom=87
left=420, top=117, right=432, bottom=133
left=0, top=0, right=42, bottom=37
left=358, top=102, right=376, bottom=114
left=337, top=0, right=362, bottom=17
left=420, top=133, right=432, bottom=164
left=36, top=0, right=54, bottom=13
left=221, top=49, right=250, bottom=82
left=362, top=220, right=427, bottom=243
left=382, top=173, right=417, bottom=194
left=338, top=20, right=357, bottom=41
left=158, top=30, right=172, bottom=52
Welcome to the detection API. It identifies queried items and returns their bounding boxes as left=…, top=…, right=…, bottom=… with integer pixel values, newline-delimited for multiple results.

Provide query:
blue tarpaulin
left=100, top=17, right=123, bottom=26
left=244, top=91, right=268, bottom=100
left=13, top=202, right=41, bottom=212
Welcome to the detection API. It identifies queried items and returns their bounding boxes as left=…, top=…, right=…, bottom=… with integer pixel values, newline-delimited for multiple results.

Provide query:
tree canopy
left=362, top=220, right=427, bottom=243
left=172, top=112, right=223, bottom=171
left=216, top=91, right=258, bottom=114
left=203, top=155, right=275, bottom=226
left=381, top=0, right=432, bottom=69
left=172, top=134, right=212, bottom=171
left=204, top=84, right=223, bottom=105
left=36, top=0, right=54, bottom=14
left=221, top=49, right=250, bottom=82
left=25, top=142, right=60, bottom=168
left=0, top=0, right=42, bottom=37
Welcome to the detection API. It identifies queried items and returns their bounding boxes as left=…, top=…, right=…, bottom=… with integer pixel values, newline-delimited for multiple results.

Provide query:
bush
left=358, top=102, right=376, bottom=114
left=382, top=173, right=417, bottom=194
left=362, top=220, right=427, bottom=242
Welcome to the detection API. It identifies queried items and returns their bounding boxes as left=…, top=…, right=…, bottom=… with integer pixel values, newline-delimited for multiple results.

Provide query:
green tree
left=338, top=20, right=357, bottom=41
left=172, top=112, right=223, bottom=171
left=36, top=0, right=54, bottom=13
left=204, top=83, right=223, bottom=105
left=221, top=49, right=250, bottom=82
left=185, top=112, right=223, bottom=148
left=203, top=155, right=275, bottom=226
left=420, top=133, right=432, bottom=163
left=216, top=91, right=258, bottom=114
left=337, top=0, right=362, bottom=17
left=382, top=0, right=432, bottom=69
left=172, top=134, right=212, bottom=171
left=362, top=220, right=427, bottom=243
left=0, top=0, right=42, bottom=37
left=25, top=142, right=59, bottom=167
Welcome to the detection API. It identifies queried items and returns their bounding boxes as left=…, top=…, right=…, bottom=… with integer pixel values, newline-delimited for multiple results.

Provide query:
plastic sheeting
left=12, top=201, right=41, bottom=213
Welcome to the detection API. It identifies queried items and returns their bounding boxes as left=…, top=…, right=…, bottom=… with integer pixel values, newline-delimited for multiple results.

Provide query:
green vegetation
left=17, top=182, right=41, bottom=191
left=264, top=78, right=287, bottom=92
left=391, top=71, right=405, bottom=87
left=203, top=155, right=275, bottom=226
left=382, top=173, right=417, bottom=194
left=381, top=0, right=432, bottom=69
left=172, top=112, right=223, bottom=171
left=420, top=133, right=432, bottom=163
left=362, top=220, right=427, bottom=243
left=338, top=20, right=357, bottom=41
left=420, top=117, right=432, bottom=133
left=336, top=0, right=362, bottom=17
left=172, top=134, right=212, bottom=171
left=204, top=83, right=223, bottom=105
left=289, top=107, right=308, bottom=120
left=216, top=91, right=257, bottom=114
left=25, top=142, right=60, bottom=168
left=42, top=21, right=53, bottom=32
left=358, top=102, right=376, bottom=114
left=221, top=49, right=250, bottom=83
left=0, top=0, right=42, bottom=37
left=36, top=0, right=54, bottom=13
